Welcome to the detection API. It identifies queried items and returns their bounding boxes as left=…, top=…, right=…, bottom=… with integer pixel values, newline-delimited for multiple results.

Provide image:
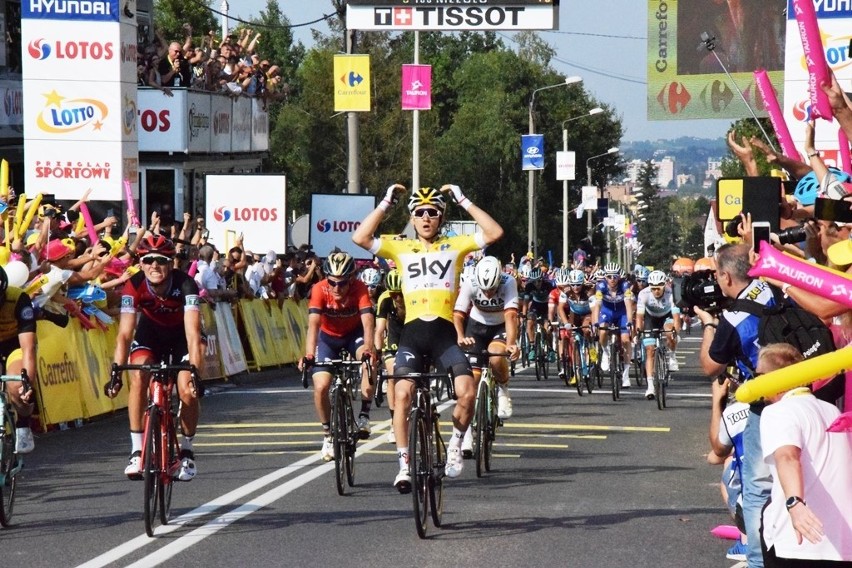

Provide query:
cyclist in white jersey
left=635, top=270, right=681, bottom=400
left=453, top=256, right=520, bottom=445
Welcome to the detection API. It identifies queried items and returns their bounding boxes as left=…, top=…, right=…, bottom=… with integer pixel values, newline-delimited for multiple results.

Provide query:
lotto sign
left=310, top=194, right=377, bottom=259
left=205, top=175, right=287, bottom=253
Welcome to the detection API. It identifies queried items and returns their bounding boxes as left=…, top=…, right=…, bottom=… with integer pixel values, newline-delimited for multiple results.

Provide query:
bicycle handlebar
left=0, top=370, right=31, bottom=398
left=386, top=370, right=458, bottom=401
left=107, top=362, right=203, bottom=398
left=301, top=356, right=373, bottom=389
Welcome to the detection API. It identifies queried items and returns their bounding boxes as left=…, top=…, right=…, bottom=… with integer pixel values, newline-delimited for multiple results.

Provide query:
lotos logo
left=656, top=82, right=691, bottom=114
left=28, top=38, right=51, bottom=59
left=317, top=219, right=360, bottom=232
left=792, top=99, right=815, bottom=122
left=36, top=89, right=108, bottom=134
left=214, top=207, right=278, bottom=222
left=213, top=207, right=231, bottom=222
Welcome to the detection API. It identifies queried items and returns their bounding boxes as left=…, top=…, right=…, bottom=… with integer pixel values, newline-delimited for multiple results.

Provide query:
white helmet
left=648, top=270, right=667, bottom=286
left=518, top=265, right=532, bottom=279
left=603, top=262, right=621, bottom=276
left=568, top=269, right=585, bottom=286
left=554, top=268, right=571, bottom=286
left=475, top=256, right=502, bottom=291
left=359, top=267, right=381, bottom=287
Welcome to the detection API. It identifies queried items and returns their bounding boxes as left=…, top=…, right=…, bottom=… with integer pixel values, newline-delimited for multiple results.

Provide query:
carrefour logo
left=28, top=38, right=51, bottom=59
left=36, top=89, right=108, bottom=134
left=213, top=207, right=279, bottom=222
left=316, top=219, right=361, bottom=232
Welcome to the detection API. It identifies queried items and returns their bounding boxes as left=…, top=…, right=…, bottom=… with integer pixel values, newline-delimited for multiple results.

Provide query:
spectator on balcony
left=158, top=42, right=191, bottom=88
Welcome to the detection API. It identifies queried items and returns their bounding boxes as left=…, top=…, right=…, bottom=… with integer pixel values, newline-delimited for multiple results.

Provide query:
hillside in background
left=621, top=136, right=728, bottom=196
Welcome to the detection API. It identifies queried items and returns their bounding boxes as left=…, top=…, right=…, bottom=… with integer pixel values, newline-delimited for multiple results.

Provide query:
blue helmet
left=794, top=167, right=852, bottom=206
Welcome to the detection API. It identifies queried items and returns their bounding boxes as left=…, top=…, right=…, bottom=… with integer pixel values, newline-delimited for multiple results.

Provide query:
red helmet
left=136, top=234, right=176, bottom=257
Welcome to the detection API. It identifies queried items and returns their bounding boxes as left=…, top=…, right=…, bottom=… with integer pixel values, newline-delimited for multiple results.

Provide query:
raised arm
left=439, top=184, right=504, bottom=246
left=352, top=184, right=406, bottom=250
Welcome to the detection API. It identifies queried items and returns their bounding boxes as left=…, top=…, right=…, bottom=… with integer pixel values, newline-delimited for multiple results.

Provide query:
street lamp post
left=528, top=76, right=582, bottom=259
left=561, top=107, right=603, bottom=267
left=585, top=147, right=619, bottom=242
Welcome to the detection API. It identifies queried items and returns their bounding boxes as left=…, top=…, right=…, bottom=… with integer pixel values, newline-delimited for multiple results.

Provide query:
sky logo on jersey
left=28, top=38, right=51, bottom=59
left=36, top=90, right=108, bottom=134
left=213, top=207, right=232, bottom=222
left=406, top=258, right=452, bottom=279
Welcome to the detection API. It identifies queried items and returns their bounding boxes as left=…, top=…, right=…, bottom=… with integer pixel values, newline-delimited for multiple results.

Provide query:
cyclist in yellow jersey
left=353, top=183, right=503, bottom=492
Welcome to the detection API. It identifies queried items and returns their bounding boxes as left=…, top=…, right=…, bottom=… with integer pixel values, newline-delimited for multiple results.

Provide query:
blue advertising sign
left=22, top=0, right=119, bottom=22
left=521, top=134, right=544, bottom=171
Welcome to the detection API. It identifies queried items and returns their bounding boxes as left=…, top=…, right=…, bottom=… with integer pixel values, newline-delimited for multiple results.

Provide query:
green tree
left=250, top=0, right=306, bottom=89
left=154, top=0, right=218, bottom=44
left=721, top=118, right=779, bottom=177
left=634, top=161, right=681, bottom=269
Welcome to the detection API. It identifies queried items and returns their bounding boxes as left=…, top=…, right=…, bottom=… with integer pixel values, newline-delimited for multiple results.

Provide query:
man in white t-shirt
left=758, top=344, right=852, bottom=565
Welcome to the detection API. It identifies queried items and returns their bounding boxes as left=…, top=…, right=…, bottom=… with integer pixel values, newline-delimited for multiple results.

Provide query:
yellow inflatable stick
left=24, top=274, right=50, bottom=296
left=17, top=193, right=43, bottom=238
left=735, top=345, right=852, bottom=404
left=3, top=216, right=9, bottom=251
left=14, top=193, right=26, bottom=235
left=0, top=159, right=8, bottom=199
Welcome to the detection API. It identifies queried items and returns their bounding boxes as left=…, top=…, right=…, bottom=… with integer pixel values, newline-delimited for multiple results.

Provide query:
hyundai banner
left=521, top=134, right=544, bottom=171
left=205, top=175, right=287, bottom=253
left=310, top=194, right=376, bottom=259
left=401, top=64, right=431, bottom=110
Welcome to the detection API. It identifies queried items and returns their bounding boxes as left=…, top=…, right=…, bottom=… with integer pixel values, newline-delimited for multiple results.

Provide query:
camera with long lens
left=775, top=225, right=807, bottom=245
left=673, top=270, right=727, bottom=316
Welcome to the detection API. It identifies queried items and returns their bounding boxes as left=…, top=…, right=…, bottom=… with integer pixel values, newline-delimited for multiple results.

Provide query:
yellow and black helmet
left=407, top=187, right=446, bottom=214
left=385, top=269, right=402, bottom=292
left=323, top=251, right=355, bottom=278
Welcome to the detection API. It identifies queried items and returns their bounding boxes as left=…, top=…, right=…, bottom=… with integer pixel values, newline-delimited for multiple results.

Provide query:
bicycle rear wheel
left=429, top=414, right=445, bottom=528
left=474, top=380, right=487, bottom=478
left=569, top=346, right=582, bottom=396
left=409, top=407, right=429, bottom=539
left=0, top=420, right=17, bottom=527
left=159, top=413, right=178, bottom=525
left=579, top=340, right=593, bottom=394
left=633, top=342, right=647, bottom=388
left=331, top=388, right=347, bottom=496
left=143, top=411, right=161, bottom=537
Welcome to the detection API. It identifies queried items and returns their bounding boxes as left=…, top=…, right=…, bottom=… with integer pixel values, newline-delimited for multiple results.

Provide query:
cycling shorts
left=598, top=306, right=630, bottom=334
left=130, top=317, right=206, bottom=363
left=463, top=319, right=507, bottom=368
left=314, top=327, right=365, bottom=374
left=641, top=313, right=673, bottom=346
left=394, top=318, right=472, bottom=378
left=526, top=301, right=548, bottom=319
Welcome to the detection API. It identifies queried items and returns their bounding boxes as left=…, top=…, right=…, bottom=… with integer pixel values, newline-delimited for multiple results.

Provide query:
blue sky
left=229, top=0, right=732, bottom=142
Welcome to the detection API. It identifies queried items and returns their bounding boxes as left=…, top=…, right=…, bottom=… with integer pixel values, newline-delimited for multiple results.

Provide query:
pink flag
left=754, top=70, right=799, bottom=162
left=792, top=0, right=832, bottom=121
left=401, top=64, right=432, bottom=111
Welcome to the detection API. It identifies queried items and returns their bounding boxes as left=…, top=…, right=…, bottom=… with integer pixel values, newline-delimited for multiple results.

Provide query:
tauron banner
left=647, top=0, right=786, bottom=120
left=401, top=64, right=432, bottom=110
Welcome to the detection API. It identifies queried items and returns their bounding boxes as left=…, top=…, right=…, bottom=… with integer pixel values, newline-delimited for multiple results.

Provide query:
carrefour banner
left=334, top=54, right=371, bottom=112
left=646, top=0, right=786, bottom=120
left=205, top=175, right=287, bottom=253
left=310, top=193, right=376, bottom=260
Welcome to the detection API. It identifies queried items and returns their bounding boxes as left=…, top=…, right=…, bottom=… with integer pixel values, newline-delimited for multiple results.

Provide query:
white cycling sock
left=182, top=435, right=194, bottom=452
left=450, top=427, right=464, bottom=449
left=397, top=447, right=409, bottom=470
left=130, top=431, right=143, bottom=454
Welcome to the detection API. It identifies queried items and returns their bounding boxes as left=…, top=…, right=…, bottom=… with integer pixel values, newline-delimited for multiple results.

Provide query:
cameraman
left=695, top=242, right=778, bottom=568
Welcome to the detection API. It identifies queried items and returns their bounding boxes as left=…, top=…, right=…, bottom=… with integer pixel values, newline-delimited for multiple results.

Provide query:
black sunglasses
left=413, top=208, right=441, bottom=219
left=328, top=278, right=349, bottom=288
left=141, top=255, right=171, bottom=266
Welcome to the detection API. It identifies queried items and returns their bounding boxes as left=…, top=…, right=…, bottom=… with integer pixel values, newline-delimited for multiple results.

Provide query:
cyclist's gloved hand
left=104, top=369, right=122, bottom=398
left=379, top=184, right=406, bottom=211
left=440, top=184, right=471, bottom=209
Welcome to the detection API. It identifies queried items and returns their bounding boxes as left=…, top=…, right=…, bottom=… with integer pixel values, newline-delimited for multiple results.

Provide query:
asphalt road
left=4, top=329, right=747, bottom=568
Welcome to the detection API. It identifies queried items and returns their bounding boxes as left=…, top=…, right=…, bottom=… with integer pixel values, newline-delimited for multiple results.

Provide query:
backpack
left=730, top=294, right=836, bottom=367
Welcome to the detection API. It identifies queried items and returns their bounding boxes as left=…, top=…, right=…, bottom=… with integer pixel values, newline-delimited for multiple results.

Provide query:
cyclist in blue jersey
left=521, top=268, right=555, bottom=362
left=591, top=263, right=635, bottom=388
left=555, top=269, right=593, bottom=384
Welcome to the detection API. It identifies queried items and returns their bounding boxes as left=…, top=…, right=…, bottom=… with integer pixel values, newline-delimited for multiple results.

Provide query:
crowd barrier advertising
left=34, top=299, right=306, bottom=429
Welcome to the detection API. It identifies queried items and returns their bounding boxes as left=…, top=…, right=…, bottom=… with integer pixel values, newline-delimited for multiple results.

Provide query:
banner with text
left=401, top=64, right=432, bottom=110
left=521, top=134, right=544, bottom=171
left=334, top=54, right=371, bottom=112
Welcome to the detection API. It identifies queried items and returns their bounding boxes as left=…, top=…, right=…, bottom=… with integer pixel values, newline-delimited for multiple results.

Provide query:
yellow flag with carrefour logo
left=334, top=54, right=371, bottom=112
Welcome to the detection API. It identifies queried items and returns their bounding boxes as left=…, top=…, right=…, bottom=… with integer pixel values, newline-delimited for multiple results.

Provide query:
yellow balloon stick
left=735, top=345, right=852, bottom=404
left=3, top=216, right=9, bottom=251
left=75, top=212, right=85, bottom=235
left=24, top=274, right=49, bottom=296
left=14, top=193, right=27, bottom=235
left=0, top=159, right=8, bottom=199
left=17, top=193, right=42, bottom=239
left=110, top=235, right=127, bottom=255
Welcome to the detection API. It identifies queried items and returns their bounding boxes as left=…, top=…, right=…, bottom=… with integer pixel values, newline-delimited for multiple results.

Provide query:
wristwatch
left=785, top=496, right=806, bottom=510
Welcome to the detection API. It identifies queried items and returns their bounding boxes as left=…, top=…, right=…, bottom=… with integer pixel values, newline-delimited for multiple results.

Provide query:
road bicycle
left=532, top=316, right=553, bottom=381
left=0, top=370, right=31, bottom=527
left=600, top=323, right=626, bottom=401
left=302, top=355, right=370, bottom=495
left=632, top=335, right=647, bottom=388
left=588, top=333, right=604, bottom=389
left=108, top=361, right=201, bottom=537
left=388, top=366, right=455, bottom=539
left=468, top=350, right=511, bottom=478
left=569, top=325, right=595, bottom=396
left=642, top=329, right=676, bottom=410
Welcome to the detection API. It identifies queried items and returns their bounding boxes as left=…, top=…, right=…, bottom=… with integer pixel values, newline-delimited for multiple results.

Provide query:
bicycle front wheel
left=331, top=388, right=347, bottom=496
left=0, top=421, right=17, bottom=527
left=409, top=407, right=429, bottom=539
left=429, top=413, right=445, bottom=528
left=473, top=380, right=486, bottom=478
left=610, top=341, right=620, bottom=401
left=143, top=411, right=161, bottom=537
left=159, top=413, right=178, bottom=525
left=654, top=350, right=665, bottom=411
left=345, top=404, right=356, bottom=487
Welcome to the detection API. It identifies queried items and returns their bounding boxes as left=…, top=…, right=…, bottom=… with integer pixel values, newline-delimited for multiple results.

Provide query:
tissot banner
left=401, top=64, right=431, bottom=110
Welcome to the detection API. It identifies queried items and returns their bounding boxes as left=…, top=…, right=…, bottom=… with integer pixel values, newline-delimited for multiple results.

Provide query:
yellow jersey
left=370, top=233, right=485, bottom=324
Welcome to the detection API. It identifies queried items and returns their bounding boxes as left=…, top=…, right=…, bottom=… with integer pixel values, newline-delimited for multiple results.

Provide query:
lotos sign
left=205, top=175, right=287, bottom=253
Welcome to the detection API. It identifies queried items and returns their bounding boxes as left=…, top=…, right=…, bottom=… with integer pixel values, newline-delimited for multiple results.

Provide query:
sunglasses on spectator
left=141, top=255, right=171, bottom=266
left=413, top=208, right=441, bottom=219
left=327, top=278, right=350, bottom=288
